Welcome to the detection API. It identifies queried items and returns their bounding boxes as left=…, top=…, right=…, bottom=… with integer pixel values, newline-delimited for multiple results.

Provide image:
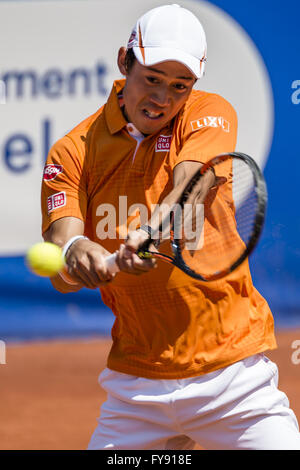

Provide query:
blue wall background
left=1, top=0, right=300, bottom=342
left=213, top=0, right=300, bottom=322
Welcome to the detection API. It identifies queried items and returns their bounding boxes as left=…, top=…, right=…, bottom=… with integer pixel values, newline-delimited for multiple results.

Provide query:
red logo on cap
left=127, top=28, right=137, bottom=48
left=43, top=164, right=63, bottom=181
left=155, top=135, right=171, bottom=152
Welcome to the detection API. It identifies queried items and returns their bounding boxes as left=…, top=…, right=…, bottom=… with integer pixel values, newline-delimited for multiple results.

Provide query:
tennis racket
left=106, top=152, right=267, bottom=282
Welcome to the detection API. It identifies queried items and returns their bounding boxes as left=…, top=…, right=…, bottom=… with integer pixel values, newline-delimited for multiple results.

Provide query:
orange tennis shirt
left=41, top=79, right=277, bottom=379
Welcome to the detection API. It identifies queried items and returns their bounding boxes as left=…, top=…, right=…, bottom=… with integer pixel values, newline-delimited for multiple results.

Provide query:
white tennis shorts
left=87, top=353, right=300, bottom=450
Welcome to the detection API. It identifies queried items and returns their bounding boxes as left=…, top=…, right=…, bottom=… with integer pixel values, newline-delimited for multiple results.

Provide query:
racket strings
left=177, top=158, right=260, bottom=279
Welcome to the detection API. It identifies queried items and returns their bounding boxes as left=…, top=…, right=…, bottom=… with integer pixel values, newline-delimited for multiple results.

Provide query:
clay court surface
left=0, top=329, right=299, bottom=450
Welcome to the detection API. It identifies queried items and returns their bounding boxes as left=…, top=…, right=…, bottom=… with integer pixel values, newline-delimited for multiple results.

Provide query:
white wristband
left=60, top=235, right=89, bottom=286
left=62, top=235, right=89, bottom=259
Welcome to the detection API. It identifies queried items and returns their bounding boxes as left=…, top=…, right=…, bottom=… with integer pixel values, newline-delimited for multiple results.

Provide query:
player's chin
left=137, top=114, right=170, bottom=135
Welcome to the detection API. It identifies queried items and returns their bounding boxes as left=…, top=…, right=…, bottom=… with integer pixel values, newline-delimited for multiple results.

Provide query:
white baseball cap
left=127, top=4, right=207, bottom=79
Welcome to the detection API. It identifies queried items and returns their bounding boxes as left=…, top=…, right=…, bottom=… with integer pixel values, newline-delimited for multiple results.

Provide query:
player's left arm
left=117, top=160, right=215, bottom=272
left=118, top=94, right=238, bottom=272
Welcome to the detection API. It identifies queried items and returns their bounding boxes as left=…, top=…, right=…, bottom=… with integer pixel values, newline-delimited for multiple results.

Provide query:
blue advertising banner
left=0, top=0, right=299, bottom=341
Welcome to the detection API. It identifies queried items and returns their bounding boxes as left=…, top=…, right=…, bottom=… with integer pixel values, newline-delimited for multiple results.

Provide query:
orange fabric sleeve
left=171, top=93, right=238, bottom=168
left=41, top=135, right=87, bottom=235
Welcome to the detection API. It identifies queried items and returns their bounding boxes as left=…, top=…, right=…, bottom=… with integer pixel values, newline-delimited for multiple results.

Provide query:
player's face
left=119, top=52, right=196, bottom=135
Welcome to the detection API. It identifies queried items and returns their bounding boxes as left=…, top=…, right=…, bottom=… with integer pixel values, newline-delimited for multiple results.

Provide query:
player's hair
left=125, top=48, right=136, bottom=73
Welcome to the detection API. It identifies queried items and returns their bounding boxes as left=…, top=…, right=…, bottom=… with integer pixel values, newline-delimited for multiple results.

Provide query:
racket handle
left=106, top=252, right=120, bottom=274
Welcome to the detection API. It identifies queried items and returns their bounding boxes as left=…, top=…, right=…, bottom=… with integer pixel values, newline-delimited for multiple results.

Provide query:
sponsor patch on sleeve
left=155, top=135, right=172, bottom=152
left=47, top=191, right=66, bottom=213
left=190, top=116, right=230, bottom=133
left=43, top=164, right=63, bottom=181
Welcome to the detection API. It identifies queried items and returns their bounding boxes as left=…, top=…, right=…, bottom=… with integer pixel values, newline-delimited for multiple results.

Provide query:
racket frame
left=169, top=152, right=267, bottom=281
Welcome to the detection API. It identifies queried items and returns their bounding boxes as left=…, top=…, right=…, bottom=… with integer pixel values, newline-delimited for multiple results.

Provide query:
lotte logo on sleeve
left=43, top=165, right=63, bottom=181
left=43, top=164, right=63, bottom=181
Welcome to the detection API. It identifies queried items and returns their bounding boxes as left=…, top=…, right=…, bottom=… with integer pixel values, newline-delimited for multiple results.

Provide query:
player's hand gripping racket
left=106, top=152, right=267, bottom=281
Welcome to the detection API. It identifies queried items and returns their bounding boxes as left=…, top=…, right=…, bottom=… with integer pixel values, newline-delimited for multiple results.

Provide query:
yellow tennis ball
left=26, top=242, right=64, bottom=277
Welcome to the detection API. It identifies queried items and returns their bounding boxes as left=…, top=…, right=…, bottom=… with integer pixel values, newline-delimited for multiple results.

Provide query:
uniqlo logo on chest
left=155, top=135, right=171, bottom=152
left=47, top=191, right=66, bottom=213
left=43, top=164, right=63, bottom=181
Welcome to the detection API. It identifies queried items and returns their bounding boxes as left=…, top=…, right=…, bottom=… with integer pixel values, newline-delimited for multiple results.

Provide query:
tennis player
left=41, top=4, right=300, bottom=450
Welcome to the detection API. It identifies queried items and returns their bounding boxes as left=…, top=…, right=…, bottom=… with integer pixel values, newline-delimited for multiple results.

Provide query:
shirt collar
left=104, top=79, right=128, bottom=135
left=126, top=122, right=144, bottom=140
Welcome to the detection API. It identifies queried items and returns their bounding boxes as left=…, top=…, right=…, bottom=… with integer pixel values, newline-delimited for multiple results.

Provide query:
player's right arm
left=41, top=135, right=115, bottom=293
left=43, top=217, right=114, bottom=293
left=41, top=134, right=153, bottom=292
